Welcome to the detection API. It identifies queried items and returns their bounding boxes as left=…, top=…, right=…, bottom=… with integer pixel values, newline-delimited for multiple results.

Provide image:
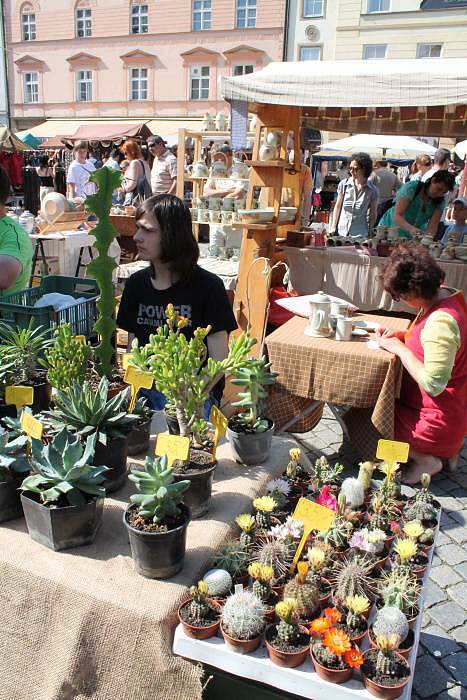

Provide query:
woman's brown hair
left=121, top=139, right=142, bottom=160
left=410, top=154, right=432, bottom=175
left=381, top=245, right=445, bottom=301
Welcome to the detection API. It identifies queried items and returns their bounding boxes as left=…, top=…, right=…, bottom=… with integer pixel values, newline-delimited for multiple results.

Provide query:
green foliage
left=40, top=323, right=92, bottom=392
left=311, top=456, right=344, bottom=492
left=0, top=428, right=29, bottom=479
left=215, top=540, right=250, bottom=578
left=20, top=428, right=106, bottom=506
left=128, top=454, right=189, bottom=525
left=84, top=167, right=122, bottom=377
left=0, top=321, right=52, bottom=385
left=231, top=356, right=277, bottom=432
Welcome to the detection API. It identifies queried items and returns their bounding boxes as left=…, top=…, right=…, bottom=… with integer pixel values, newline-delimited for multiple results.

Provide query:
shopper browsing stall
left=148, top=135, right=177, bottom=196
left=66, top=141, right=96, bottom=200
left=441, top=196, right=467, bottom=244
left=117, top=139, right=150, bottom=206
left=330, top=152, right=378, bottom=238
left=0, top=166, right=33, bottom=296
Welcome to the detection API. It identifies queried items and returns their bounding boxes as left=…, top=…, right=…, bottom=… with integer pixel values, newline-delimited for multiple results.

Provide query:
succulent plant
left=266, top=478, right=291, bottom=509
left=215, top=540, right=250, bottom=578
left=332, top=554, right=375, bottom=604
left=283, top=562, right=319, bottom=619
left=253, top=535, right=292, bottom=582
left=285, top=448, right=308, bottom=483
left=340, top=477, right=365, bottom=509
left=358, top=461, right=375, bottom=491
left=189, top=580, right=210, bottom=624
left=21, top=428, right=106, bottom=506
left=321, top=497, right=354, bottom=549
left=235, top=513, right=256, bottom=548
left=275, top=598, right=300, bottom=644
left=373, top=606, right=409, bottom=643
left=403, top=498, right=438, bottom=524
left=203, top=568, right=233, bottom=598
left=128, top=454, right=190, bottom=524
left=374, top=634, right=403, bottom=678
left=311, top=455, right=343, bottom=493
left=40, top=322, right=92, bottom=393
left=368, top=495, right=399, bottom=532
left=378, top=462, right=402, bottom=502
left=414, top=473, right=435, bottom=505
left=306, top=545, right=329, bottom=586
left=379, top=569, right=421, bottom=615
left=0, top=321, right=53, bottom=385
left=221, top=589, right=266, bottom=640
left=0, top=428, right=29, bottom=480
left=231, top=356, right=278, bottom=433
left=249, top=562, right=274, bottom=602
left=269, top=517, right=303, bottom=553
left=345, top=595, right=370, bottom=631
left=253, top=495, right=277, bottom=530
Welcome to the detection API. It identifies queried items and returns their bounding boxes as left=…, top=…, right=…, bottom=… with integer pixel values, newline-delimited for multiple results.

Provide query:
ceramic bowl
left=41, top=192, right=70, bottom=222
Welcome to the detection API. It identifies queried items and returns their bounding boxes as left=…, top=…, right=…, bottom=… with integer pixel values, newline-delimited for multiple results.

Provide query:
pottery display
left=201, top=113, right=215, bottom=131
left=210, top=161, right=228, bottom=178
left=259, top=144, right=276, bottom=162
left=266, top=131, right=282, bottom=148
left=187, top=160, right=209, bottom=178
left=215, top=113, right=228, bottom=131
left=305, top=291, right=333, bottom=338
left=41, top=192, right=70, bottom=223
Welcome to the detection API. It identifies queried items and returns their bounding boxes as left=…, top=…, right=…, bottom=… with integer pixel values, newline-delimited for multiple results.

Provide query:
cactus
left=378, top=461, right=402, bottom=502
left=253, top=535, right=292, bottom=581
left=283, top=562, right=319, bottom=619
left=379, top=569, right=421, bottom=616
left=332, top=554, right=375, bottom=604
left=358, top=461, right=375, bottom=491
left=373, top=606, right=409, bottom=643
left=345, top=595, right=370, bottom=632
left=221, top=589, right=266, bottom=640
left=203, top=569, right=233, bottom=598
left=311, top=455, right=343, bottom=492
left=236, top=513, right=256, bottom=549
left=322, top=504, right=353, bottom=549
left=275, top=599, right=300, bottom=645
left=415, top=473, right=435, bottom=505
left=253, top=496, right=277, bottom=530
left=189, top=580, right=210, bottom=624
left=340, top=477, right=365, bottom=509
left=248, top=562, right=274, bottom=603
left=215, top=540, right=250, bottom=578
left=266, top=478, right=291, bottom=509
left=419, top=528, right=434, bottom=546
left=403, top=498, right=437, bottom=524
left=374, top=634, right=402, bottom=678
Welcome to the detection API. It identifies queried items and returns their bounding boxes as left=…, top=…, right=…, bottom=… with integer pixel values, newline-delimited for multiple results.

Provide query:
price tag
left=155, top=433, right=190, bottom=468
left=210, top=405, right=228, bottom=459
left=21, top=410, right=43, bottom=441
left=74, top=335, right=86, bottom=345
left=290, top=497, right=335, bottom=573
left=121, top=353, right=133, bottom=370
left=5, top=385, right=34, bottom=412
left=124, top=365, right=153, bottom=412
left=376, top=439, right=409, bottom=468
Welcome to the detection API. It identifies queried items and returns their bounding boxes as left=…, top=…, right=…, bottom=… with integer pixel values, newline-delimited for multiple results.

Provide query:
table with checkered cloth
left=265, top=314, right=410, bottom=457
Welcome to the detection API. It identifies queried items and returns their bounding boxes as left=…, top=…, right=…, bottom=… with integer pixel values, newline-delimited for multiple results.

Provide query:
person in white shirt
left=103, top=149, right=121, bottom=171
left=66, top=141, right=96, bottom=199
left=148, top=135, right=177, bottom=195
left=422, top=148, right=451, bottom=183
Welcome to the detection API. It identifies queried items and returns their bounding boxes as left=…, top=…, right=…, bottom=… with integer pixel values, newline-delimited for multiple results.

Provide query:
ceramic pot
left=265, top=624, right=309, bottom=668
left=220, top=623, right=262, bottom=654
left=310, top=648, right=353, bottom=684
left=259, top=144, right=275, bottom=161
left=361, top=650, right=410, bottom=699
left=177, top=599, right=221, bottom=640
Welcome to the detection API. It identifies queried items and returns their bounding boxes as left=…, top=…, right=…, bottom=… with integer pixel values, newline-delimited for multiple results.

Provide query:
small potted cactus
left=202, top=568, right=233, bottom=601
left=348, top=527, right=389, bottom=569
left=0, top=428, right=30, bottom=522
left=252, top=495, right=277, bottom=532
left=281, top=448, right=311, bottom=497
left=361, top=633, right=411, bottom=699
left=20, top=429, right=107, bottom=551
left=266, top=477, right=293, bottom=518
left=306, top=545, right=332, bottom=607
left=342, top=595, right=371, bottom=645
left=309, top=455, right=343, bottom=497
left=310, top=613, right=364, bottom=684
left=390, top=538, right=428, bottom=579
left=235, top=513, right=256, bottom=549
left=368, top=496, right=400, bottom=540
left=377, top=568, right=421, bottom=628
left=332, top=553, right=376, bottom=606
left=403, top=519, right=434, bottom=552
left=220, top=588, right=266, bottom=653
left=124, top=454, right=190, bottom=579
left=248, top=562, right=277, bottom=621
left=319, top=494, right=354, bottom=552
left=358, top=461, right=375, bottom=496
left=369, top=606, right=413, bottom=659
left=339, top=477, right=365, bottom=512
left=215, top=540, right=250, bottom=585
left=265, top=598, right=310, bottom=668
left=283, top=561, right=319, bottom=621
left=252, top=535, right=293, bottom=592
left=178, top=580, right=221, bottom=639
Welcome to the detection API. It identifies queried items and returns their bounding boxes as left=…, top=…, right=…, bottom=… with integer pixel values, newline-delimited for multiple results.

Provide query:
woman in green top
left=379, top=170, right=455, bottom=239
left=0, top=166, right=33, bottom=296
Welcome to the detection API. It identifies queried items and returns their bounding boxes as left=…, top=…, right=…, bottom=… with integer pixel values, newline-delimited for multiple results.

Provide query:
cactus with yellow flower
left=236, top=513, right=256, bottom=548
left=345, top=595, right=370, bottom=634
left=275, top=598, right=301, bottom=644
left=283, top=562, right=319, bottom=619
left=253, top=495, right=277, bottom=530
left=248, top=562, right=274, bottom=602
left=189, top=580, right=210, bottom=624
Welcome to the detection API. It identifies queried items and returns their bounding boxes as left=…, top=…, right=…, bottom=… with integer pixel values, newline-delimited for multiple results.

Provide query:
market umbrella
left=17, top=132, right=41, bottom=149
left=316, top=134, right=437, bottom=160
left=454, top=139, right=467, bottom=160
left=0, top=126, right=30, bottom=152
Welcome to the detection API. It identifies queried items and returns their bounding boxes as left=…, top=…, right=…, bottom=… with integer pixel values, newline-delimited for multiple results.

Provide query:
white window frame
left=362, top=44, right=387, bottom=59
left=76, top=70, right=93, bottom=102
left=303, top=0, right=324, bottom=18
left=233, top=64, right=254, bottom=76
left=189, top=65, right=210, bottom=100
left=236, top=0, right=257, bottom=28
left=299, top=45, right=322, bottom=61
left=366, top=0, right=390, bottom=12
left=192, top=0, right=211, bottom=30
left=23, top=71, right=38, bottom=103
left=131, top=3, right=148, bottom=34
left=76, top=7, right=92, bottom=38
left=21, top=11, right=36, bottom=41
left=416, top=43, right=443, bottom=58
left=129, top=67, right=148, bottom=100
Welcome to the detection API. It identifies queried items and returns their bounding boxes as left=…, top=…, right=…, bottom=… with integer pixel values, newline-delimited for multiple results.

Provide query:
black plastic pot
left=94, top=434, right=129, bottom=493
left=0, top=474, right=25, bottom=523
left=0, top=403, right=17, bottom=420
left=164, top=411, right=180, bottom=435
left=20, top=493, right=104, bottom=551
left=124, top=503, right=190, bottom=579
left=31, top=380, right=52, bottom=412
left=173, top=453, right=216, bottom=519
left=226, top=420, right=275, bottom=465
left=127, top=418, right=151, bottom=456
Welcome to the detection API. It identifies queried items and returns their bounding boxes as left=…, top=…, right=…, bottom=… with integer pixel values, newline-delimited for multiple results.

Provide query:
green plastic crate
left=0, top=276, right=99, bottom=338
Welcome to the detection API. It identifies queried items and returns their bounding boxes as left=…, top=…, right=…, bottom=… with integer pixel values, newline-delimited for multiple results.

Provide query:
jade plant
left=128, top=454, right=190, bottom=524
left=230, top=355, right=278, bottom=433
left=84, top=166, right=122, bottom=378
left=40, top=322, right=92, bottom=392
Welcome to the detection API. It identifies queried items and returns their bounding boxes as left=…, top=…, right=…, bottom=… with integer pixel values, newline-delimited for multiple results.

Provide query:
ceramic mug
left=199, top=209, right=209, bottom=223
left=335, top=316, right=352, bottom=342
left=221, top=210, right=232, bottom=224
left=331, top=301, right=349, bottom=317
left=209, top=210, right=221, bottom=223
left=209, top=197, right=221, bottom=211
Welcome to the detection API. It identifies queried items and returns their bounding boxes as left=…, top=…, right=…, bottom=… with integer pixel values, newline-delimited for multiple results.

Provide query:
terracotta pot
left=368, top=626, right=412, bottom=659
left=271, top=582, right=285, bottom=598
left=318, top=578, right=332, bottom=608
left=350, top=626, right=368, bottom=648
left=407, top=609, right=419, bottom=629
left=310, top=648, right=353, bottom=684
left=265, top=624, right=310, bottom=668
left=177, top=600, right=220, bottom=640
left=374, top=554, right=390, bottom=571
left=235, top=573, right=249, bottom=587
left=361, top=650, right=410, bottom=699
left=220, top=623, right=262, bottom=654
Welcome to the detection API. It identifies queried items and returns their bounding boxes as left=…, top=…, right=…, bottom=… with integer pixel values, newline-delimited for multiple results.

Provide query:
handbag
left=130, top=160, right=152, bottom=205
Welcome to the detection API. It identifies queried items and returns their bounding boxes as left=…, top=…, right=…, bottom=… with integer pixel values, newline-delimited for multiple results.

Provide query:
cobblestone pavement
left=294, top=406, right=467, bottom=700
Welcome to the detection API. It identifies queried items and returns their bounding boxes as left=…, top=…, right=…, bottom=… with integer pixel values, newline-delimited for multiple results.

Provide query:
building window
left=236, top=0, right=256, bottom=28
left=366, top=0, right=390, bottom=12
left=362, top=44, right=387, bottom=59
left=76, top=7, right=92, bottom=38
left=190, top=66, right=210, bottom=100
left=130, top=67, right=148, bottom=100
left=417, top=43, right=442, bottom=58
left=299, top=46, right=322, bottom=61
left=76, top=70, right=93, bottom=101
left=192, top=0, right=211, bottom=30
left=21, top=10, right=36, bottom=41
left=131, top=4, right=148, bottom=34
left=303, top=0, right=324, bottom=17
left=233, top=64, right=254, bottom=76
left=23, top=72, right=38, bottom=103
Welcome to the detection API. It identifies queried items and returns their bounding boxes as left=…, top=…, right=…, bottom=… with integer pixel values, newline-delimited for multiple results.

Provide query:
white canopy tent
left=454, top=139, right=467, bottom=160
left=316, top=134, right=437, bottom=160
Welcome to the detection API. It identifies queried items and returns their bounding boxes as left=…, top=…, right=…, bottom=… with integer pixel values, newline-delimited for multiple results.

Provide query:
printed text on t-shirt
left=136, top=304, right=192, bottom=327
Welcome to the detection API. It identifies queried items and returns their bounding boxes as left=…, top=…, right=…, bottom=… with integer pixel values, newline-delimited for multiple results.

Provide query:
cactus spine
left=221, top=589, right=266, bottom=640
left=374, top=634, right=402, bottom=678
left=373, top=606, right=409, bottom=643
left=358, top=461, right=374, bottom=491
left=189, top=581, right=210, bottom=624
left=283, top=562, right=319, bottom=619
left=248, top=562, right=274, bottom=603
left=340, top=477, right=365, bottom=509
left=275, top=599, right=300, bottom=644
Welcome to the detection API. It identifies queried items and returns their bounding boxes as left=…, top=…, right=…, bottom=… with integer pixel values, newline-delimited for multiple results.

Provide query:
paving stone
left=441, top=651, right=467, bottom=684
left=424, top=579, right=448, bottom=607
left=430, top=565, right=462, bottom=589
left=451, top=472, right=467, bottom=489
left=434, top=478, right=465, bottom=493
left=431, top=553, right=443, bottom=567
left=454, top=562, right=467, bottom=580
left=420, top=625, right=460, bottom=658
left=449, top=510, right=467, bottom=527
left=452, top=625, right=467, bottom=646
left=447, top=582, right=467, bottom=609
left=440, top=511, right=461, bottom=530
left=438, top=496, right=465, bottom=512
left=429, top=602, right=467, bottom=631
left=437, top=544, right=467, bottom=566
left=413, top=655, right=456, bottom=697
left=437, top=686, right=465, bottom=700
left=436, top=530, right=454, bottom=546
left=447, top=526, right=467, bottom=545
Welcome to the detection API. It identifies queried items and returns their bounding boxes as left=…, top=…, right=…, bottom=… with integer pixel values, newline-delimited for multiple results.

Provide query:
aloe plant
left=20, top=428, right=107, bottom=505
left=0, top=321, right=52, bottom=385
left=0, top=428, right=29, bottom=480
left=128, top=454, right=190, bottom=524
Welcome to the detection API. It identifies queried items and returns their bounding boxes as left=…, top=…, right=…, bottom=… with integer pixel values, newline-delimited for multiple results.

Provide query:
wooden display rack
left=37, top=210, right=87, bottom=235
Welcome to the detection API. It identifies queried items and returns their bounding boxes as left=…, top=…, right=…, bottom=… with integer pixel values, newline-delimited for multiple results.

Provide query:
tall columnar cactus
left=358, top=461, right=375, bottom=491
left=85, top=167, right=122, bottom=378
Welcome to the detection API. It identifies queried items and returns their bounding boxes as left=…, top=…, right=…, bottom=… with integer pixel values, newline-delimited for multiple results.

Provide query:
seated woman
left=377, top=246, right=466, bottom=484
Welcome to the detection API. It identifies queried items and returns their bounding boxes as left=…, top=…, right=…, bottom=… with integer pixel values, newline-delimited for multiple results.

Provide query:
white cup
left=335, top=316, right=352, bottom=342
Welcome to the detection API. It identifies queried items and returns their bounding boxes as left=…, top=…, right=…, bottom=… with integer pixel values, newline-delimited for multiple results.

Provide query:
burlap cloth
left=0, top=414, right=303, bottom=700
left=265, top=314, right=410, bottom=457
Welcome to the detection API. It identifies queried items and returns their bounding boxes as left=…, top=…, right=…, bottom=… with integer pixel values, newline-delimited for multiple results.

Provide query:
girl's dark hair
left=39, top=155, right=50, bottom=168
left=351, top=152, right=373, bottom=179
left=135, top=194, right=199, bottom=280
left=424, top=169, right=456, bottom=193
left=381, top=245, right=445, bottom=301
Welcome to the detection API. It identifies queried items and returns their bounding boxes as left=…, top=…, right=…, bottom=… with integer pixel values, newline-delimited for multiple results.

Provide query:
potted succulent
left=202, top=568, right=233, bottom=601
left=341, top=595, right=371, bottom=645
left=266, top=477, right=293, bottom=519
left=178, top=579, right=221, bottom=639
left=390, top=538, right=428, bottom=579
left=308, top=455, right=343, bottom=497
left=215, top=540, right=250, bottom=584
left=332, top=552, right=376, bottom=606
left=20, top=428, right=107, bottom=551
left=281, top=448, right=311, bottom=499
left=0, top=428, right=30, bottom=522
left=0, top=359, right=16, bottom=418
left=377, top=569, right=421, bottom=628
left=253, top=535, right=293, bottom=591
left=40, top=322, right=92, bottom=394
left=235, top=513, right=256, bottom=549
left=361, top=634, right=411, bottom=699
left=227, top=355, right=278, bottom=465
left=369, top=606, right=414, bottom=659
left=319, top=494, right=354, bottom=552
left=306, top=545, right=332, bottom=607
left=220, top=588, right=266, bottom=653
left=248, top=562, right=277, bottom=621
left=403, top=519, right=434, bottom=552
left=124, top=454, right=190, bottom=579
left=310, top=612, right=364, bottom=684
left=252, top=495, right=277, bottom=532
left=282, top=562, right=319, bottom=621
left=127, top=397, right=153, bottom=456
left=348, top=527, right=389, bottom=569
left=265, top=598, right=310, bottom=668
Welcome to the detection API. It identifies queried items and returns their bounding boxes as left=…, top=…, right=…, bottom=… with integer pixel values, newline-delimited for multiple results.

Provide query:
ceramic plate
left=352, top=328, right=369, bottom=337
left=353, top=320, right=380, bottom=331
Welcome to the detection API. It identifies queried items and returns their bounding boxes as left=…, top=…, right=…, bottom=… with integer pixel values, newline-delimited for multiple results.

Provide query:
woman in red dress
left=377, top=246, right=467, bottom=485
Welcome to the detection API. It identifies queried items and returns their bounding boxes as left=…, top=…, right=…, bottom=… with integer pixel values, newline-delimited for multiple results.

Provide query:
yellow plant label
left=376, top=439, right=409, bottom=467
left=121, top=353, right=133, bottom=370
left=155, top=433, right=190, bottom=467
left=21, top=411, right=43, bottom=441
left=5, top=386, right=34, bottom=412
left=290, top=498, right=335, bottom=573
left=210, top=406, right=228, bottom=459
left=124, top=365, right=153, bottom=411
left=74, top=335, right=86, bottom=345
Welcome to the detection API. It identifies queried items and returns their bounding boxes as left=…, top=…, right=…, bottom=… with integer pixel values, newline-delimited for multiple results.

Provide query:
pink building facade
left=5, top=0, right=285, bottom=131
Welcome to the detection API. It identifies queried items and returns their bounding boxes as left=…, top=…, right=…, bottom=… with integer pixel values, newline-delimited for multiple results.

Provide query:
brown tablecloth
left=0, top=414, right=304, bottom=700
left=265, top=314, right=410, bottom=456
